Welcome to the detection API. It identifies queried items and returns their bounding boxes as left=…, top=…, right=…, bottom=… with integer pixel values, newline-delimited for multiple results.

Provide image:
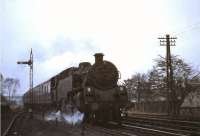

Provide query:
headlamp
left=87, top=87, right=91, bottom=92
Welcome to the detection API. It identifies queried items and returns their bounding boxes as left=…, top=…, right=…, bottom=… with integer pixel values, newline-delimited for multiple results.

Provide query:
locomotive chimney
left=94, top=53, right=104, bottom=64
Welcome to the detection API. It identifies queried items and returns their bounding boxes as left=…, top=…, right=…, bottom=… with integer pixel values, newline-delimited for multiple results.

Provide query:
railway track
left=121, top=121, right=198, bottom=136
left=92, top=121, right=190, bottom=136
left=128, top=113, right=200, bottom=122
left=2, top=110, right=199, bottom=136
left=85, top=113, right=200, bottom=136
left=120, top=116, right=200, bottom=136
left=86, top=124, right=136, bottom=136
left=2, top=111, right=29, bottom=136
left=124, top=116, right=200, bottom=131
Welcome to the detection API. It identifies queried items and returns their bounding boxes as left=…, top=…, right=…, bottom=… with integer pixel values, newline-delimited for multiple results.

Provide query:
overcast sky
left=0, top=0, right=200, bottom=95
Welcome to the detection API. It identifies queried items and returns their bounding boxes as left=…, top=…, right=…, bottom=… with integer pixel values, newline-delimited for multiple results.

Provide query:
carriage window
left=44, top=86, right=46, bottom=93
left=48, top=85, right=50, bottom=93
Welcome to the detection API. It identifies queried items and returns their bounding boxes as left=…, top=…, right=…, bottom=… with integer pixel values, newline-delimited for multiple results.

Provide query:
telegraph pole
left=17, top=49, right=33, bottom=104
left=158, top=34, right=177, bottom=116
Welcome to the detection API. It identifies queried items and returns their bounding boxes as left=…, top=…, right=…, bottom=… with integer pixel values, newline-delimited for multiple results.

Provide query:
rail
left=121, top=116, right=200, bottom=136
left=2, top=112, right=25, bottom=136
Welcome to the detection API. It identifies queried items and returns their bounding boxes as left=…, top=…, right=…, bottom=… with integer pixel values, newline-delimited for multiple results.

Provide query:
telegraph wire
left=172, top=21, right=200, bottom=37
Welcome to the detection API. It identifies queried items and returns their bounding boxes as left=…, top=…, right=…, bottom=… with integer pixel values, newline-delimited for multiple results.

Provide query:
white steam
left=63, top=111, right=84, bottom=125
left=44, top=110, right=84, bottom=125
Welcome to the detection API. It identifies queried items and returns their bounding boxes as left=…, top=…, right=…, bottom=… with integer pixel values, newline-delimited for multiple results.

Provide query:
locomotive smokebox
left=88, top=53, right=119, bottom=90
left=94, top=53, right=104, bottom=64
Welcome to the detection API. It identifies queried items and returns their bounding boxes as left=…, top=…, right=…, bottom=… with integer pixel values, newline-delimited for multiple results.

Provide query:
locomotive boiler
left=23, top=53, right=128, bottom=121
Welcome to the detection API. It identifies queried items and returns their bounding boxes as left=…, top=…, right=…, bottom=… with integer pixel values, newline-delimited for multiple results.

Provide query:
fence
left=130, top=101, right=168, bottom=114
left=180, top=107, right=200, bottom=118
left=130, top=101, right=200, bottom=118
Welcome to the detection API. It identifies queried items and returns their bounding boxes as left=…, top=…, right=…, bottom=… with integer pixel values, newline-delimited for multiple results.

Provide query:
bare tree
left=153, top=55, right=200, bottom=115
left=0, top=73, right=3, bottom=95
left=148, top=66, right=166, bottom=100
left=124, top=55, right=200, bottom=115
left=3, top=77, right=20, bottom=103
left=124, top=73, right=152, bottom=102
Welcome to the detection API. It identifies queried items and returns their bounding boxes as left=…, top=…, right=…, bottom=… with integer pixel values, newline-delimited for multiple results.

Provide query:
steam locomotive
left=23, top=53, right=128, bottom=121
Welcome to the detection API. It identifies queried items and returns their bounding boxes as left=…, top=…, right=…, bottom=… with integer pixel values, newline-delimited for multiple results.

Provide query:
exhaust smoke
left=44, top=110, right=84, bottom=125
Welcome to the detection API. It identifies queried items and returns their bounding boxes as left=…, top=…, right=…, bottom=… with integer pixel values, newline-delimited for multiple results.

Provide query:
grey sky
left=0, top=0, right=200, bottom=95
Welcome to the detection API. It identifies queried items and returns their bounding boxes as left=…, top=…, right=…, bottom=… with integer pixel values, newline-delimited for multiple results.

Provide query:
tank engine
left=23, top=53, right=128, bottom=121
